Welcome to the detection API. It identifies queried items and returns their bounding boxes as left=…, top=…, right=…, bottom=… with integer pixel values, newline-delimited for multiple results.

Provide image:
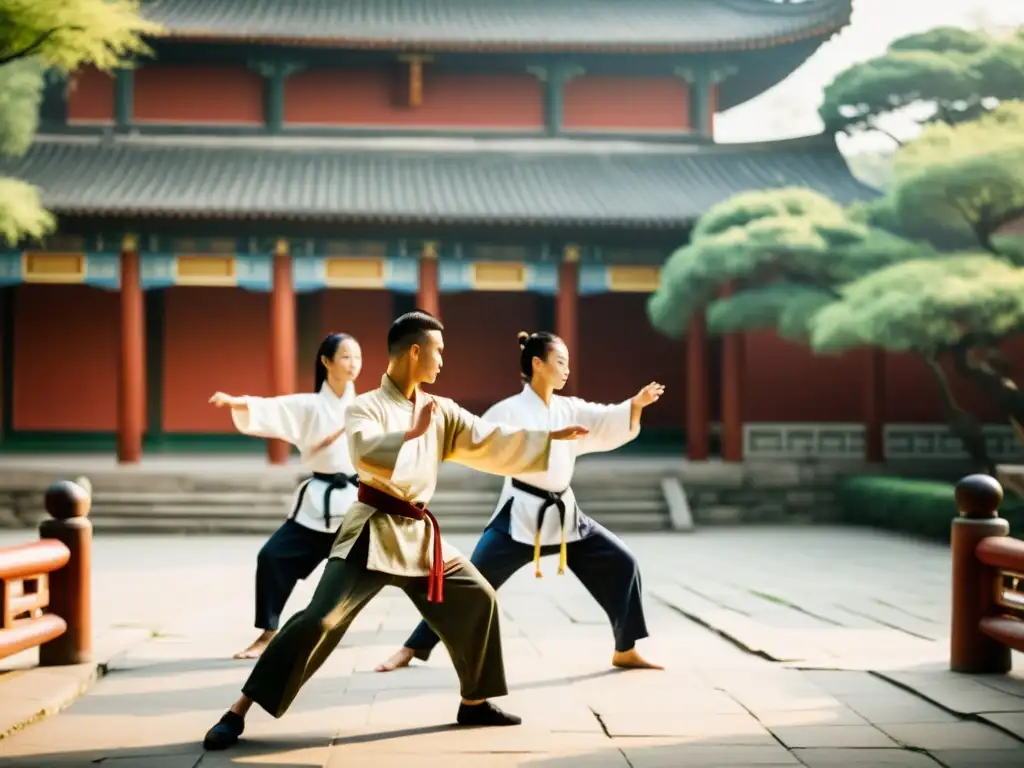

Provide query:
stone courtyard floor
left=0, top=526, right=1022, bottom=767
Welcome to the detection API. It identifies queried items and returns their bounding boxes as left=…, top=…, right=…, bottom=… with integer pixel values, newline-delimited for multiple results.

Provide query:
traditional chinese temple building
left=4, top=0, right=1006, bottom=467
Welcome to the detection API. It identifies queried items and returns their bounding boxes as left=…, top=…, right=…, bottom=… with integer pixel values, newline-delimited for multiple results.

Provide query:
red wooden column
left=864, top=348, right=886, bottom=463
left=117, top=235, right=145, bottom=464
left=417, top=242, right=440, bottom=317
left=719, top=284, right=744, bottom=461
left=720, top=332, right=744, bottom=461
left=686, top=311, right=710, bottom=460
left=556, top=245, right=580, bottom=397
left=268, top=239, right=296, bottom=465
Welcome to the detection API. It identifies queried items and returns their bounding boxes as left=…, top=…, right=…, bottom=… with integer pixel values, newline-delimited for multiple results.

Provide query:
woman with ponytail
left=208, top=332, right=363, bottom=659
left=377, top=330, right=666, bottom=673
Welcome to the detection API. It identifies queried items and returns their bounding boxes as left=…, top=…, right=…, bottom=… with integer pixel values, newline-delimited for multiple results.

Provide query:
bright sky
left=715, top=0, right=1024, bottom=152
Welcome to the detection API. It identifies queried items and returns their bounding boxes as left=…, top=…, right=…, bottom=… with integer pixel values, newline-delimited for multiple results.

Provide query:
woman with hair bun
left=208, top=332, right=363, bottom=660
left=377, top=329, right=665, bottom=672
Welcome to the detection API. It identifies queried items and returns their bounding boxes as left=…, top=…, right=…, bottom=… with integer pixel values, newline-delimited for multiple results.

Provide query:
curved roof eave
left=143, top=0, right=854, bottom=55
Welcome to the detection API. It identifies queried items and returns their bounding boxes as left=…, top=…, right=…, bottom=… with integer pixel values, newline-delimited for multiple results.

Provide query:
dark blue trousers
left=255, top=519, right=337, bottom=631
left=404, top=517, right=649, bottom=657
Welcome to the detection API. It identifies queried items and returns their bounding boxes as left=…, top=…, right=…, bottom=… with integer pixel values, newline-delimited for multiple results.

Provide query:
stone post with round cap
left=949, top=474, right=1011, bottom=673
left=38, top=477, right=93, bottom=666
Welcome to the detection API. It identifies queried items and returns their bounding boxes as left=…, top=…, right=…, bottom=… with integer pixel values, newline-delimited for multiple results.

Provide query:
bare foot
left=612, top=648, right=664, bottom=670
left=375, top=647, right=415, bottom=672
left=233, top=630, right=275, bottom=659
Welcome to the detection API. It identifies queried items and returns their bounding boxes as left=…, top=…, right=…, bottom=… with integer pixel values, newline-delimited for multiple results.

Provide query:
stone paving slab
left=0, top=627, right=152, bottom=738
left=0, top=528, right=1022, bottom=766
left=792, top=748, right=941, bottom=766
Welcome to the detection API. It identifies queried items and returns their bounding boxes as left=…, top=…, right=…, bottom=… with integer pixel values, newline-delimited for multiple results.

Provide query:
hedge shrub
left=836, top=475, right=1024, bottom=543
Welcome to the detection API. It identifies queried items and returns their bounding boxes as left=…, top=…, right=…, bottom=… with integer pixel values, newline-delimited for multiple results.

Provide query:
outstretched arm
left=571, top=381, right=665, bottom=456
left=209, top=391, right=314, bottom=447
left=443, top=401, right=588, bottom=477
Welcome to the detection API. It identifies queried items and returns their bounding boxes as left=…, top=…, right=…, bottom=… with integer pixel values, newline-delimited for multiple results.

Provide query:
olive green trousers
left=241, top=529, right=507, bottom=717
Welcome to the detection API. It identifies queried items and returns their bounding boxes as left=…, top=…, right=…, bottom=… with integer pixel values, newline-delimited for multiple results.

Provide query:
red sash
left=357, top=483, right=445, bottom=603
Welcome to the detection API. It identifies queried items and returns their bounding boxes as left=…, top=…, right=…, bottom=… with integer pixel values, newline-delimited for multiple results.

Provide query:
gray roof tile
left=4, top=134, right=875, bottom=226
left=143, top=0, right=853, bottom=51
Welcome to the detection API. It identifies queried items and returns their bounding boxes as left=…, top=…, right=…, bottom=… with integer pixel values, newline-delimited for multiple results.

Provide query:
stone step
left=72, top=487, right=664, bottom=504
left=2, top=470, right=674, bottom=533
left=73, top=510, right=670, bottom=534
left=66, top=497, right=667, bottom=518
left=4, top=474, right=670, bottom=496
left=15, top=483, right=664, bottom=501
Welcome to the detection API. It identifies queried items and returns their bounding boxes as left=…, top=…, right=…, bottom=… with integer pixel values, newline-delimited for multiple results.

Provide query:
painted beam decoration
left=139, top=237, right=271, bottom=290
left=292, top=238, right=418, bottom=293
left=141, top=253, right=272, bottom=290
left=292, top=256, right=418, bottom=293
left=0, top=251, right=121, bottom=289
left=578, top=264, right=661, bottom=295
left=439, top=260, right=558, bottom=294
left=1, top=238, right=666, bottom=295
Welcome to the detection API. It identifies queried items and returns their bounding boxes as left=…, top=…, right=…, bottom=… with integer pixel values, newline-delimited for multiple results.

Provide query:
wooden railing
left=950, top=474, right=1024, bottom=673
left=0, top=479, right=92, bottom=666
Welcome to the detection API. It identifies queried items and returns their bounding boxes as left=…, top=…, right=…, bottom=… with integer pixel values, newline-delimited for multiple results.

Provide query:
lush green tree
left=655, top=23, right=1024, bottom=469
left=886, top=101, right=1024, bottom=257
left=649, top=105, right=1024, bottom=469
left=647, top=187, right=1009, bottom=471
left=0, top=0, right=162, bottom=246
left=819, top=26, right=1024, bottom=145
left=809, top=254, right=1024, bottom=473
left=0, top=58, right=48, bottom=243
left=0, top=1, right=158, bottom=69
left=647, top=188, right=935, bottom=341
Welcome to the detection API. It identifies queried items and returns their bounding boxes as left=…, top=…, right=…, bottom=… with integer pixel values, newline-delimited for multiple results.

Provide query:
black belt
left=291, top=472, right=359, bottom=528
left=511, top=478, right=568, bottom=577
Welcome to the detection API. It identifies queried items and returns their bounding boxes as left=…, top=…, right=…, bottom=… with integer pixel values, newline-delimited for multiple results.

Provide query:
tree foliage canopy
left=884, top=102, right=1024, bottom=258
left=652, top=22, right=1024, bottom=468
left=0, top=177, right=53, bottom=246
left=0, top=0, right=161, bottom=71
left=647, top=188, right=938, bottom=339
left=0, top=0, right=162, bottom=246
left=809, top=255, right=1024, bottom=355
left=0, top=58, right=44, bottom=157
left=819, top=26, right=1024, bottom=141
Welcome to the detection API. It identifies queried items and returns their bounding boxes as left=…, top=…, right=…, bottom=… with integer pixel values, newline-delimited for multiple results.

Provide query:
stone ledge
left=0, top=627, right=152, bottom=740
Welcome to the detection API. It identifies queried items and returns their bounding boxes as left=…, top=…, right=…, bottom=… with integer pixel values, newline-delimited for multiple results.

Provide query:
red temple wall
left=62, top=66, right=699, bottom=133
left=15, top=283, right=1024, bottom=438
left=884, top=354, right=947, bottom=423
left=563, top=76, right=690, bottom=132
left=741, top=332, right=866, bottom=422
left=285, top=70, right=544, bottom=128
left=741, top=334, right=1024, bottom=425
left=161, top=287, right=272, bottom=433
left=431, top=292, right=539, bottom=413
left=12, top=285, right=119, bottom=431
left=883, top=337, right=1024, bottom=424
left=578, top=294, right=685, bottom=429
left=66, top=66, right=114, bottom=123
left=133, top=66, right=264, bottom=124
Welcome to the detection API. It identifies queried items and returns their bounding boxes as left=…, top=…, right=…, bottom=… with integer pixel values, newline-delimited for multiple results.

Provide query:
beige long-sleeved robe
left=329, top=374, right=553, bottom=577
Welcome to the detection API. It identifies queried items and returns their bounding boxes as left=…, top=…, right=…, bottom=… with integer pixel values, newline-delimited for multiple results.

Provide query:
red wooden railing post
left=38, top=478, right=93, bottom=666
left=949, top=474, right=1011, bottom=674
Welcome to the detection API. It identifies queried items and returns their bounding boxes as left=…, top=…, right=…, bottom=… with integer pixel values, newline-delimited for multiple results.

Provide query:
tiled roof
left=142, top=0, right=853, bottom=52
left=4, top=134, right=875, bottom=227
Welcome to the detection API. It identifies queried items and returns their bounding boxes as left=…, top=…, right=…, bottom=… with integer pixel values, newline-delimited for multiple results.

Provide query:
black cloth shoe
left=203, top=710, right=245, bottom=750
left=456, top=700, right=522, bottom=727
